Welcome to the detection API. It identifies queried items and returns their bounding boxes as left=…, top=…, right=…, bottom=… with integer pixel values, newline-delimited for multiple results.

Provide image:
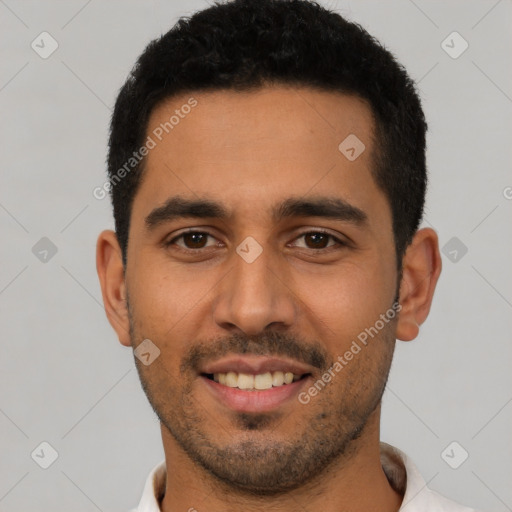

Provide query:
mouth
left=202, top=370, right=309, bottom=390
left=198, top=356, right=314, bottom=413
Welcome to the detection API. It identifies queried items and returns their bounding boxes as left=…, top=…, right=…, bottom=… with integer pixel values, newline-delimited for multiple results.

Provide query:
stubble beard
left=128, top=303, right=397, bottom=495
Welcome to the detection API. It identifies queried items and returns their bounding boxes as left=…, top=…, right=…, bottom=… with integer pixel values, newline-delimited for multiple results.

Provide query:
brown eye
left=303, top=232, right=331, bottom=249
left=166, top=231, right=217, bottom=251
left=292, top=231, right=342, bottom=251
left=181, top=232, right=209, bottom=249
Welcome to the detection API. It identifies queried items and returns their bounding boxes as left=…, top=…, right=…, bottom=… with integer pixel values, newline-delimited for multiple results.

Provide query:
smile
left=204, top=370, right=306, bottom=390
left=198, top=356, right=314, bottom=412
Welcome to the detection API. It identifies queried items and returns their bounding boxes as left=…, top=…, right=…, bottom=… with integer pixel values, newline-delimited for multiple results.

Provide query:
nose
left=212, top=245, right=297, bottom=336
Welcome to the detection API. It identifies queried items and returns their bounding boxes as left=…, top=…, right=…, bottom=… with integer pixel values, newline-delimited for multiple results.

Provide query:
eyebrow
left=144, top=195, right=368, bottom=230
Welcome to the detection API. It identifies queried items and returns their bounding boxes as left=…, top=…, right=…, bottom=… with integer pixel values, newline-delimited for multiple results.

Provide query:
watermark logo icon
left=31, top=32, right=59, bottom=59
left=31, top=441, right=59, bottom=469
left=236, top=236, right=263, bottom=263
left=442, top=236, right=468, bottom=263
left=32, top=237, right=58, bottom=263
left=134, top=339, right=161, bottom=366
left=441, top=441, right=469, bottom=469
left=441, top=31, right=468, bottom=59
left=338, top=134, right=365, bottom=161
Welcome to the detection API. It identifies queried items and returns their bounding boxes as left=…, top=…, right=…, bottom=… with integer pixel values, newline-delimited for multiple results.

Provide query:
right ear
left=96, top=230, right=131, bottom=347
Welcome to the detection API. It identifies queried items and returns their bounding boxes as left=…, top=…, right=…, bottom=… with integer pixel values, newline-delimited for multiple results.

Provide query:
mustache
left=181, top=331, right=329, bottom=375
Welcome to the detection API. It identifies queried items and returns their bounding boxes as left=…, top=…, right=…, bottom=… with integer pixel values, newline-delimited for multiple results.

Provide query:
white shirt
left=130, top=443, right=478, bottom=512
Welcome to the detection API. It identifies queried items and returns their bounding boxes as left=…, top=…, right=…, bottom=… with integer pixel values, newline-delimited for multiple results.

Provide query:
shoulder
left=412, top=488, right=480, bottom=512
left=128, top=459, right=167, bottom=512
left=380, top=443, right=480, bottom=512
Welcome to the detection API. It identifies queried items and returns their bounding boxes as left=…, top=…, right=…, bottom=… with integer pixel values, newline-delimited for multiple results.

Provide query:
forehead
left=146, top=86, right=375, bottom=161
left=133, top=86, right=388, bottom=228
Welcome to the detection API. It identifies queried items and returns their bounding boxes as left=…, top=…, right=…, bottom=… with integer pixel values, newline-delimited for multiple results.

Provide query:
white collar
left=132, top=443, right=478, bottom=512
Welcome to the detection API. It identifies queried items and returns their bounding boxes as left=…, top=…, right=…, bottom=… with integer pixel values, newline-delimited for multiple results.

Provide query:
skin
left=96, top=86, right=441, bottom=512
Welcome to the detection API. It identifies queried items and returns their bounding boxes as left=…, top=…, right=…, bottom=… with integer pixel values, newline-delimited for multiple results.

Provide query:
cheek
left=297, top=259, right=395, bottom=348
left=129, top=264, right=201, bottom=326
left=127, top=264, right=216, bottom=366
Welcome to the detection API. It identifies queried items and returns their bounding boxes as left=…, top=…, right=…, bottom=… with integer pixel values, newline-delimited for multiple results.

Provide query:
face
left=122, top=87, right=401, bottom=492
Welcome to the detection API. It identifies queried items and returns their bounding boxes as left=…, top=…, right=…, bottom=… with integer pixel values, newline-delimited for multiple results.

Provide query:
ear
left=396, top=228, right=442, bottom=341
left=96, top=230, right=131, bottom=347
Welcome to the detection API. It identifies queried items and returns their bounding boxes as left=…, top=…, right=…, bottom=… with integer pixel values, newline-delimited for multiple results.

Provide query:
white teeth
left=272, top=371, right=285, bottom=386
left=225, top=371, right=238, bottom=388
left=254, top=372, right=273, bottom=390
left=211, top=370, right=303, bottom=390
left=237, top=373, right=254, bottom=390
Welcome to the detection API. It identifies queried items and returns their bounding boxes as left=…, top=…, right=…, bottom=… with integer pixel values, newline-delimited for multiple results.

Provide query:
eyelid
left=165, top=228, right=221, bottom=249
left=287, top=229, right=349, bottom=252
left=165, top=227, right=348, bottom=252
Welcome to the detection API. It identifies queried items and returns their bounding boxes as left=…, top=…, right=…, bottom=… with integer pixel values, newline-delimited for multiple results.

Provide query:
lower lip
left=200, top=375, right=309, bottom=413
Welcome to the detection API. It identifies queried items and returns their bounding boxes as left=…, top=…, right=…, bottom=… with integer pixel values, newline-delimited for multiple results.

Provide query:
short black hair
left=107, top=0, right=427, bottom=267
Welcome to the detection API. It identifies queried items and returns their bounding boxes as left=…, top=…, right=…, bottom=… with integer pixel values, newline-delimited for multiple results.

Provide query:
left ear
left=396, top=228, right=442, bottom=341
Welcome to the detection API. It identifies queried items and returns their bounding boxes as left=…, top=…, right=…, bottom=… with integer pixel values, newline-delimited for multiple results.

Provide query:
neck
left=159, top=409, right=403, bottom=512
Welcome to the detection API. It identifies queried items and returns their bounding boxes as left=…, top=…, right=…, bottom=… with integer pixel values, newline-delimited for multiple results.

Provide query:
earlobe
left=96, top=230, right=131, bottom=347
left=395, top=228, right=442, bottom=342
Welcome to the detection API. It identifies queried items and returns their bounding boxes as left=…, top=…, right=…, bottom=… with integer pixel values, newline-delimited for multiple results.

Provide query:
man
left=96, top=0, right=477, bottom=510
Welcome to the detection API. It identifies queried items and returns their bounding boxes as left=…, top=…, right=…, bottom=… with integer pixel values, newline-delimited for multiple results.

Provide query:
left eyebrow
left=272, top=196, right=368, bottom=225
left=144, top=195, right=368, bottom=231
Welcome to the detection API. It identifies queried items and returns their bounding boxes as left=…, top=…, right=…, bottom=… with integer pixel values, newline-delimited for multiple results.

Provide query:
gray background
left=1, top=0, right=511, bottom=511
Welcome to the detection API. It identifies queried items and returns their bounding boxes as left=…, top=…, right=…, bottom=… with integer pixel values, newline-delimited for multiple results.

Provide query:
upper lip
left=200, top=356, right=314, bottom=376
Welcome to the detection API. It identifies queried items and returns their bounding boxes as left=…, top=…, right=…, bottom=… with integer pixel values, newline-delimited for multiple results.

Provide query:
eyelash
left=164, top=229, right=347, bottom=254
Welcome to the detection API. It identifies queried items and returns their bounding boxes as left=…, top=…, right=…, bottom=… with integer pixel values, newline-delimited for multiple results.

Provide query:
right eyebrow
left=145, top=196, right=230, bottom=231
